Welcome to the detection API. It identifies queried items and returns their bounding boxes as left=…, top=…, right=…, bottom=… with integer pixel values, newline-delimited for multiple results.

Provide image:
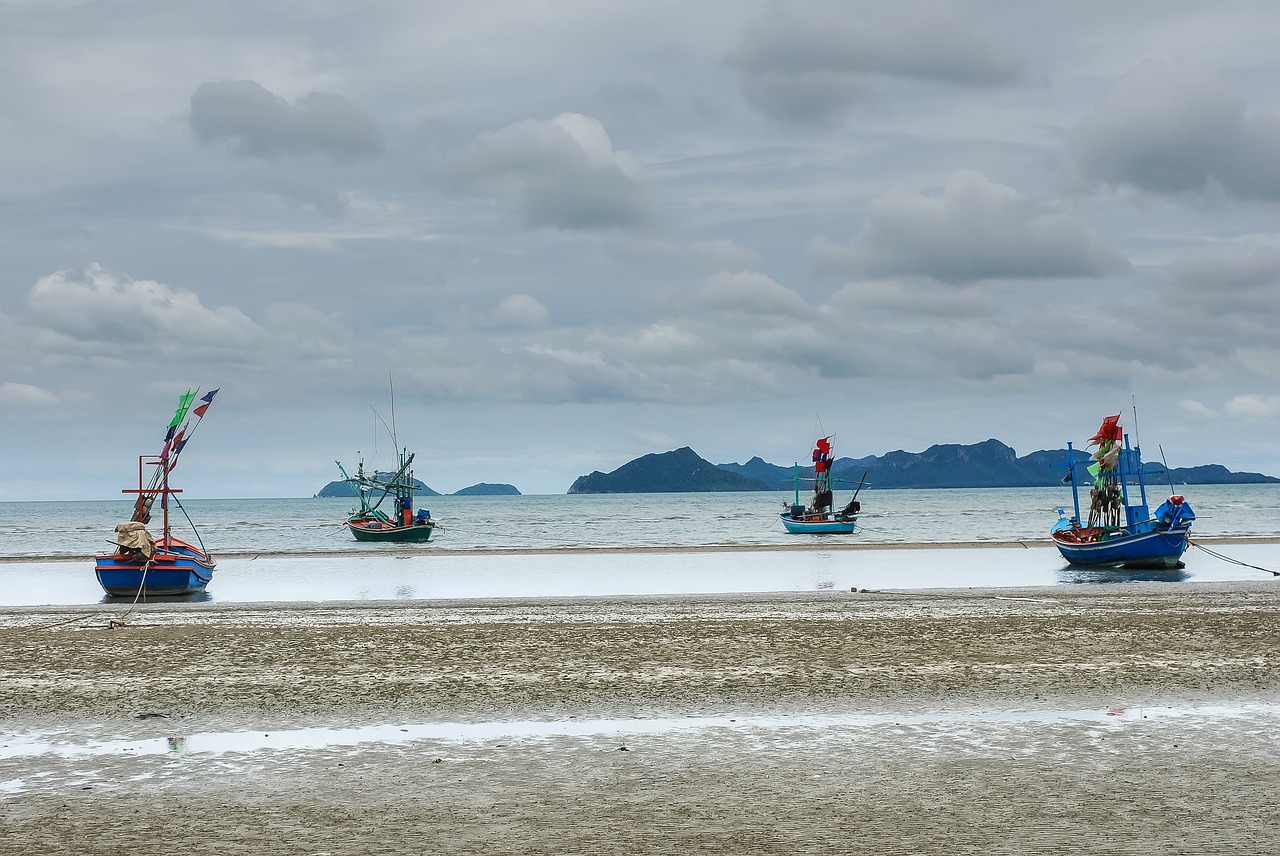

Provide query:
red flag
left=193, top=388, right=219, bottom=419
left=1088, top=414, right=1122, bottom=445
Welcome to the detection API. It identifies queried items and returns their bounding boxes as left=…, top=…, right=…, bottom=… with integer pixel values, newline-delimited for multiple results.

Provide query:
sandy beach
left=3, top=580, right=1279, bottom=854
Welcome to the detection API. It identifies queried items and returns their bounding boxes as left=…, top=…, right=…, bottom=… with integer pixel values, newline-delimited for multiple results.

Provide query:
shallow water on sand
left=3, top=485, right=1278, bottom=606
left=4, top=542, right=1280, bottom=607
left=3, top=703, right=1271, bottom=766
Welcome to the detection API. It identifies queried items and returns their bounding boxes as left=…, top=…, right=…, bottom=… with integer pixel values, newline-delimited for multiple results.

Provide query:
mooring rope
left=110, top=557, right=154, bottom=627
left=1190, top=541, right=1280, bottom=576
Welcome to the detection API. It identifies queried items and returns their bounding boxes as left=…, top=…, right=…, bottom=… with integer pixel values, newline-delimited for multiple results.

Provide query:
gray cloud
left=1155, top=245, right=1280, bottom=355
left=808, top=170, right=1129, bottom=282
left=5, top=3, right=1280, bottom=495
left=488, top=294, right=550, bottom=329
left=267, top=179, right=352, bottom=218
left=607, top=238, right=763, bottom=273
left=24, top=264, right=263, bottom=358
left=189, top=80, right=384, bottom=162
left=1070, top=60, right=1280, bottom=200
left=1168, top=244, right=1280, bottom=300
left=727, top=0, right=1021, bottom=128
left=657, top=270, right=815, bottom=320
left=0, top=381, right=57, bottom=407
left=826, top=277, right=999, bottom=318
left=424, top=113, right=654, bottom=231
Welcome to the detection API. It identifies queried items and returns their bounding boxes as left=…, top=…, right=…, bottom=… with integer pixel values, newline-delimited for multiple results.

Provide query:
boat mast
left=1065, top=442, right=1082, bottom=524
left=160, top=455, right=171, bottom=545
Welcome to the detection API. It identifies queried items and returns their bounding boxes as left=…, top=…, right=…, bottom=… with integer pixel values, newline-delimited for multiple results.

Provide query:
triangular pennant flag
left=193, top=388, right=219, bottom=419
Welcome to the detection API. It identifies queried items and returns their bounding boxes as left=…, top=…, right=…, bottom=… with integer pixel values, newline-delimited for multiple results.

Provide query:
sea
left=2, top=485, right=1279, bottom=606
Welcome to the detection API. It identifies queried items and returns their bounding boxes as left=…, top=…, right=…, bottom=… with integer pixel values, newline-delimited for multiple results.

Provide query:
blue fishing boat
left=94, top=389, right=219, bottom=598
left=1051, top=414, right=1194, bottom=569
left=779, top=435, right=866, bottom=534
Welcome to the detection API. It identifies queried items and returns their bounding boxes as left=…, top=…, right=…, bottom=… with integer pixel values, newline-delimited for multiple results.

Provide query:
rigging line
left=1189, top=541, right=1280, bottom=576
left=172, top=494, right=211, bottom=558
left=388, top=372, right=398, bottom=454
left=1158, top=444, right=1176, bottom=495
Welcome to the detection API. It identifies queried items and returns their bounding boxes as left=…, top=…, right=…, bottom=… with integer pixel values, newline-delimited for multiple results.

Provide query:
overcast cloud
left=1, top=0, right=1278, bottom=499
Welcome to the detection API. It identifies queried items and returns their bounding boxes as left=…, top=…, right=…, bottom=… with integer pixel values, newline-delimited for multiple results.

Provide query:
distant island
left=568, top=447, right=771, bottom=494
left=452, top=483, right=521, bottom=496
left=315, top=478, right=521, bottom=498
left=569, top=439, right=1280, bottom=494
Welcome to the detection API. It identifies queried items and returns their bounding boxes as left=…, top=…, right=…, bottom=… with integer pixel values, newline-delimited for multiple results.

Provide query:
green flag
left=168, top=389, right=197, bottom=428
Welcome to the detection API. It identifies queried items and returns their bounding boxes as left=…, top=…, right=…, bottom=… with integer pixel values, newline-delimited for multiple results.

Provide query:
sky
left=2, top=0, right=1279, bottom=499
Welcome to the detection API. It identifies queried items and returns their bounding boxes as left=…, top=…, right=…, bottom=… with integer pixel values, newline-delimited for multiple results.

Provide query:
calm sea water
left=3, top=486, right=1278, bottom=606
left=3, top=485, right=1278, bottom=558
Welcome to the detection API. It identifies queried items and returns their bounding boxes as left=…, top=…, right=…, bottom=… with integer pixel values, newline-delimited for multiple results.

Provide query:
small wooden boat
left=1050, top=414, right=1194, bottom=569
left=779, top=435, right=866, bottom=534
left=95, top=389, right=219, bottom=598
left=339, top=449, right=437, bottom=543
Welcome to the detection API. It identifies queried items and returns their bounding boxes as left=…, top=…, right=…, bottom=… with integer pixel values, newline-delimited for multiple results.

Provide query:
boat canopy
left=114, top=521, right=156, bottom=559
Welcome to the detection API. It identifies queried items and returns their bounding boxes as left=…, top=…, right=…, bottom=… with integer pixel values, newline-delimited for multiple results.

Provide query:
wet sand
left=3, top=581, right=1279, bottom=854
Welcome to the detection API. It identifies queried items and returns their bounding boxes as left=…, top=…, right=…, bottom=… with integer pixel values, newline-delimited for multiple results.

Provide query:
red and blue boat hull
left=94, top=538, right=216, bottom=597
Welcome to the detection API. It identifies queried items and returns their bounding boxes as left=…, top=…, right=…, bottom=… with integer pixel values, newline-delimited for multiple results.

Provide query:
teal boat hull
left=779, top=513, right=857, bottom=534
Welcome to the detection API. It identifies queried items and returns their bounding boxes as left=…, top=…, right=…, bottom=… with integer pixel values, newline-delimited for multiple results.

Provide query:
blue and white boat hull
left=1051, top=519, right=1191, bottom=569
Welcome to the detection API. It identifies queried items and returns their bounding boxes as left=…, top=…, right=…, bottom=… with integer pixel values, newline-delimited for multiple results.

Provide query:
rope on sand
left=33, top=559, right=155, bottom=630
left=32, top=613, right=100, bottom=630
left=110, top=558, right=154, bottom=628
left=1190, top=541, right=1280, bottom=576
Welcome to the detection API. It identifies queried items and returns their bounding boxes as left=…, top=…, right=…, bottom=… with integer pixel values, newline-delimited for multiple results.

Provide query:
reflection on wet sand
left=1058, top=567, right=1190, bottom=585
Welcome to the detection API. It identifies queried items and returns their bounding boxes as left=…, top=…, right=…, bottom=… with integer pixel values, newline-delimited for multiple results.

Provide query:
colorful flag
left=168, top=389, right=198, bottom=428
left=164, top=427, right=187, bottom=464
left=1088, top=414, right=1122, bottom=445
left=193, top=388, right=219, bottom=419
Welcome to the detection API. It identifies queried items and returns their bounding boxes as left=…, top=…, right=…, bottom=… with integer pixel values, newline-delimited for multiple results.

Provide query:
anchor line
left=1189, top=541, right=1280, bottom=576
